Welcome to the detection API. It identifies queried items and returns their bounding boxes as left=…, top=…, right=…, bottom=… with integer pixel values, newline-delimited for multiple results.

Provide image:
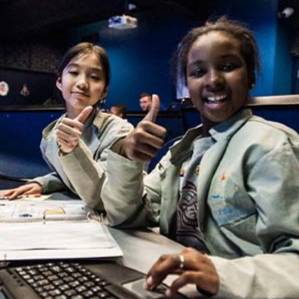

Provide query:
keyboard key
left=10, top=262, right=135, bottom=299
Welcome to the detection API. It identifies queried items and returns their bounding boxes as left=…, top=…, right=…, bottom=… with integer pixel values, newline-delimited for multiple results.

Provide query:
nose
left=205, top=69, right=224, bottom=90
left=76, top=74, right=88, bottom=89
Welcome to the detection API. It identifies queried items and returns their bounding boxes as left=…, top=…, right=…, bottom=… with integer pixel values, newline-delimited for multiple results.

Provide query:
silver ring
left=178, top=254, right=184, bottom=269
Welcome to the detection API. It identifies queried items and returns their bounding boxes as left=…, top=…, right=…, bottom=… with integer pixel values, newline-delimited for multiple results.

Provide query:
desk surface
left=109, top=228, right=201, bottom=298
left=109, top=228, right=184, bottom=274
left=0, top=183, right=201, bottom=297
left=0, top=184, right=184, bottom=274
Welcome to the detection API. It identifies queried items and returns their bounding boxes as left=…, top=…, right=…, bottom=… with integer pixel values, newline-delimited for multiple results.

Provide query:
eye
left=189, top=66, right=206, bottom=78
left=68, top=69, right=79, bottom=76
left=220, top=62, right=238, bottom=72
left=90, top=74, right=101, bottom=80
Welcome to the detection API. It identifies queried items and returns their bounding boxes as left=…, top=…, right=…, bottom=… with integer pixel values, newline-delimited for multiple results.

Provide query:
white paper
left=0, top=199, right=123, bottom=261
left=0, top=221, right=114, bottom=250
left=0, top=199, right=87, bottom=222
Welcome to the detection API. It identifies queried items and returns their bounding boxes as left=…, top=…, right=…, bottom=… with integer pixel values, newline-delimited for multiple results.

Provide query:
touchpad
left=123, top=278, right=167, bottom=299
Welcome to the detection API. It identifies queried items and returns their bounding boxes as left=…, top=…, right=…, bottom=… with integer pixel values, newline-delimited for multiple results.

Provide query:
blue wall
left=69, top=6, right=199, bottom=111
left=213, top=0, right=293, bottom=96
left=68, top=0, right=294, bottom=109
left=273, top=19, right=293, bottom=94
left=0, top=110, right=185, bottom=178
left=0, top=0, right=297, bottom=179
left=0, top=111, right=62, bottom=178
left=2, top=104, right=297, bottom=179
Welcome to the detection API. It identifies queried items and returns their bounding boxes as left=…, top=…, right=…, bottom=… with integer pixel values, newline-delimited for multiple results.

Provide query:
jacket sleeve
left=211, top=253, right=299, bottom=299
left=213, top=137, right=299, bottom=299
left=30, top=172, right=67, bottom=193
left=100, top=150, right=146, bottom=226
left=101, top=149, right=167, bottom=227
left=58, top=119, right=133, bottom=211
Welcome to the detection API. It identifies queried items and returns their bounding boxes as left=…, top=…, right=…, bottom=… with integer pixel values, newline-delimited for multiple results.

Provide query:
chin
left=203, top=113, right=231, bottom=125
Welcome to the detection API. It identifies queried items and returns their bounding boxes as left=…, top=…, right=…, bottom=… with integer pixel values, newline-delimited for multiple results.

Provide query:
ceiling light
left=278, top=7, right=295, bottom=18
left=108, top=14, right=138, bottom=29
left=108, top=1, right=137, bottom=30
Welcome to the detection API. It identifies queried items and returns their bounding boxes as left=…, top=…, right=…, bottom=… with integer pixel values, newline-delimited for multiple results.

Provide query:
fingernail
left=145, top=276, right=153, bottom=289
left=165, top=289, right=172, bottom=297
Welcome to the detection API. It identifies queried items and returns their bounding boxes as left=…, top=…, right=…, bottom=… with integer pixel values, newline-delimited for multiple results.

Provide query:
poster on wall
left=20, top=83, right=30, bottom=97
left=0, top=67, right=63, bottom=108
left=0, top=81, right=9, bottom=96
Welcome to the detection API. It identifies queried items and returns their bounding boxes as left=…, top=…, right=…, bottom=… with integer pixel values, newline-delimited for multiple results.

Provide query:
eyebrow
left=189, top=54, right=241, bottom=65
left=220, top=54, right=242, bottom=60
left=188, top=60, right=203, bottom=67
left=66, top=63, right=103, bottom=72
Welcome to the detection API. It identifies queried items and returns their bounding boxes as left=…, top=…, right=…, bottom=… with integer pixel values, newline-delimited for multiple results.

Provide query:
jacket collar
left=209, top=108, right=252, bottom=141
left=170, top=108, right=252, bottom=164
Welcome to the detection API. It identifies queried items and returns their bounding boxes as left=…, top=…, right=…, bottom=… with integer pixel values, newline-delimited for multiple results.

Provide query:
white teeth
left=206, top=95, right=226, bottom=102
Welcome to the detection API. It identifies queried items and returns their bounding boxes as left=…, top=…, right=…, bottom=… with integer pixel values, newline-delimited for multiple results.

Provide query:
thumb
left=143, top=94, right=160, bottom=123
left=75, top=106, right=93, bottom=124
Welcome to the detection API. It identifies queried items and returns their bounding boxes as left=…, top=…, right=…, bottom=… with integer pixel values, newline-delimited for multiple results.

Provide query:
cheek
left=232, top=79, right=249, bottom=102
left=232, top=71, right=249, bottom=94
left=187, top=79, right=203, bottom=100
left=93, top=83, right=105, bottom=95
left=187, top=78, right=196, bottom=94
left=61, top=86, right=71, bottom=98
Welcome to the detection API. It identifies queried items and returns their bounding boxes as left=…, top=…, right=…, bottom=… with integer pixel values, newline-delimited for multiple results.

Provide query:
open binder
left=0, top=198, right=123, bottom=261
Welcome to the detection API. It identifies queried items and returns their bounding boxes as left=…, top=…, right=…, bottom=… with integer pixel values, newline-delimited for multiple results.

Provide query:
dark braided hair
left=176, top=16, right=260, bottom=88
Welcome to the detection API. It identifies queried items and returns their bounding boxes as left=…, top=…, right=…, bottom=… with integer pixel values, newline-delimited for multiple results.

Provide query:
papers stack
left=0, top=199, right=122, bottom=261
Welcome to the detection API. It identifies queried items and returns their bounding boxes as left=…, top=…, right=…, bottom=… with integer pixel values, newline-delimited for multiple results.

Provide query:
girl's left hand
left=145, top=247, right=219, bottom=298
left=56, top=106, right=93, bottom=154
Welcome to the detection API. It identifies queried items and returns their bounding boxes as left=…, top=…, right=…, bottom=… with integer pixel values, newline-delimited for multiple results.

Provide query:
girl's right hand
left=0, top=182, right=43, bottom=200
left=56, top=106, right=93, bottom=154
left=120, top=94, right=167, bottom=162
left=145, top=247, right=219, bottom=298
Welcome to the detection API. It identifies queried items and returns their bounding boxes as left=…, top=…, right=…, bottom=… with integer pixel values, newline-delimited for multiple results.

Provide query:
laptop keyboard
left=10, top=261, right=130, bottom=299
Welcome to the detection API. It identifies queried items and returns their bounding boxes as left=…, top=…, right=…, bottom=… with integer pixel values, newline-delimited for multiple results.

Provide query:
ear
left=56, top=77, right=63, bottom=92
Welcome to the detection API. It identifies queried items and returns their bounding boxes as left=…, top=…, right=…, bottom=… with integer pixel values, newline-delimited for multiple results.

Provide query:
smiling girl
left=0, top=43, right=133, bottom=210
left=101, top=18, right=299, bottom=298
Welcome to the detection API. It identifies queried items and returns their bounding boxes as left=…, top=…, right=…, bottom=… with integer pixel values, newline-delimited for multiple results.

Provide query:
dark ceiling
left=0, top=0, right=298, bottom=41
left=0, top=0, right=204, bottom=41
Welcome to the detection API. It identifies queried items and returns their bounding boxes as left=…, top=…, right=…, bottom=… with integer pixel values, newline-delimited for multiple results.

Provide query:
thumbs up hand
left=120, top=94, right=167, bottom=162
left=56, top=106, right=93, bottom=154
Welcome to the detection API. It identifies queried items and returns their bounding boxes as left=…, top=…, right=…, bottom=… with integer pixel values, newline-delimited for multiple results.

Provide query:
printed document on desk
left=0, top=198, right=123, bottom=261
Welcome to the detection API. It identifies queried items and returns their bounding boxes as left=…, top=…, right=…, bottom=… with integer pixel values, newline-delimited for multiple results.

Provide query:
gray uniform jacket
left=101, top=109, right=299, bottom=299
left=33, top=109, right=133, bottom=210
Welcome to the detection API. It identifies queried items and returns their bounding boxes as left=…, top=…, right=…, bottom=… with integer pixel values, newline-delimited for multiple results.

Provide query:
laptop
left=0, top=260, right=187, bottom=299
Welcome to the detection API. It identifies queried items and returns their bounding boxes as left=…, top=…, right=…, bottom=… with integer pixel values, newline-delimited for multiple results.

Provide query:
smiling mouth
left=204, top=95, right=227, bottom=104
left=72, top=92, right=89, bottom=97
